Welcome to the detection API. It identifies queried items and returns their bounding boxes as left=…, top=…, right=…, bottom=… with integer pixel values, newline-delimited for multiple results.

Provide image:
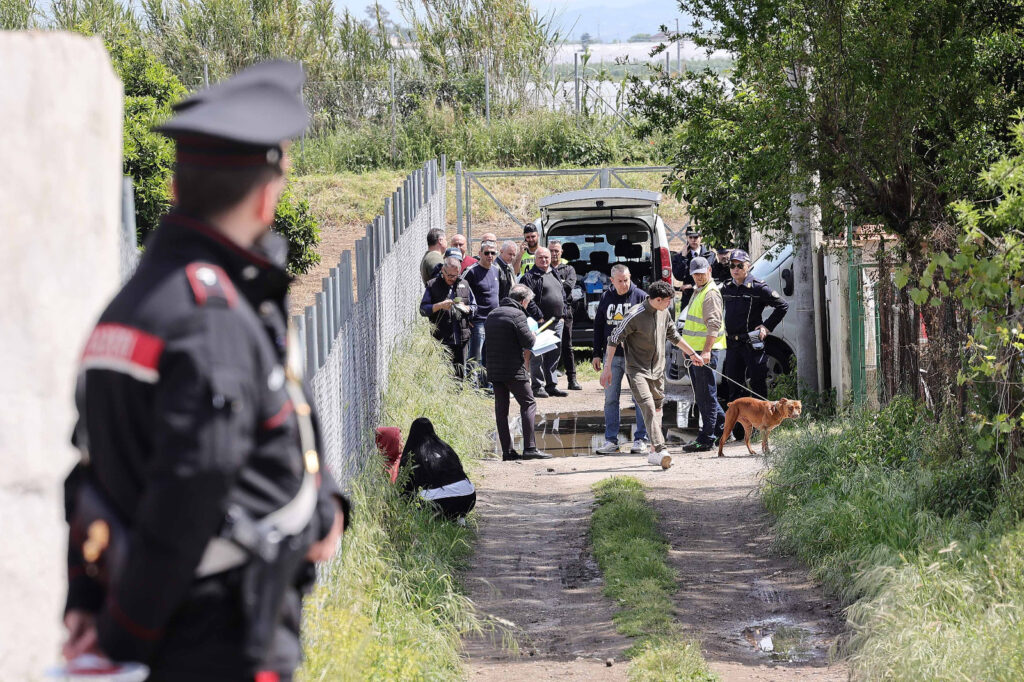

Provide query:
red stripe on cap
left=81, top=324, right=164, bottom=382
left=254, top=672, right=280, bottom=682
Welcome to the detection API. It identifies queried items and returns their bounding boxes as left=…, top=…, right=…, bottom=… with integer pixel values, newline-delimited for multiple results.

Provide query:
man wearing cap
left=514, top=223, right=541, bottom=276
left=600, top=281, right=705, bottom=468
left=721, top=250, right=789, bottom=409
left=680, top=257, right=727, bottom=452
left=671, top=228, right=714, bottom=308
left=61, top=61, right=349, bottom=681
left=712, top=248, right=733, bottom=284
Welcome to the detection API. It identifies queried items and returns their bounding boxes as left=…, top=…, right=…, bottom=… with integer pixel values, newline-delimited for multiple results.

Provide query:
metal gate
left=847, top=220, right=881, bottom=405
left=452, top=164, right=681, bottom=245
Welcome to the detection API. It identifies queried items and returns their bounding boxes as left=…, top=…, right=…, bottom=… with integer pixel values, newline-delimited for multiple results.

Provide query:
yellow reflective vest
left=680, top=281, right=727, bottom=351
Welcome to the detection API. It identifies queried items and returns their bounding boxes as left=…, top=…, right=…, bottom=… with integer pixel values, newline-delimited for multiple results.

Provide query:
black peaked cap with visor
left=154, top=59, right=309, bottom=168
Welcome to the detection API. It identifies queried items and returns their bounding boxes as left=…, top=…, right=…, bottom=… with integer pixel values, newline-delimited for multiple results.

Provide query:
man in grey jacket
left=599, top=281, right=703, bottom=468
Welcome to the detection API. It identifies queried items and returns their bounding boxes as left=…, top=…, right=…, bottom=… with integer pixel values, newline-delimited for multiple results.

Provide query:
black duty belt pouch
left=748, top=329, right=765, bottom=351
left=222, top=505, right=309, bottom=666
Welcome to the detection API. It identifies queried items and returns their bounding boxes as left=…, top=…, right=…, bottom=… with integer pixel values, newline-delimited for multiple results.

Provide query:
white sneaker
left=630, top=439, right=649, bottom=454
left=648, top=452, right=672, bottom=469
left=596, top=440, right=620, bottom=454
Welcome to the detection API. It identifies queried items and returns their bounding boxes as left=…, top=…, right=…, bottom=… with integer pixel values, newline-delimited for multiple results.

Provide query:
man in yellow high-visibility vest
left=681, top=257, right=728, bottom=452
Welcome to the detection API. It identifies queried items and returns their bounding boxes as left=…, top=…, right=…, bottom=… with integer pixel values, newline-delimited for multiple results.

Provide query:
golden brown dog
left=718, top=397, right=802, bottom=456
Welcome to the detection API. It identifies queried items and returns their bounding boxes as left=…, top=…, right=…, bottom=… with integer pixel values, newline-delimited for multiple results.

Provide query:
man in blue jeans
left=680, top=257, right=727, bottom=452
left=463, top=239, right=501, bottom=387
left=592, top=264, right=649, bottom=453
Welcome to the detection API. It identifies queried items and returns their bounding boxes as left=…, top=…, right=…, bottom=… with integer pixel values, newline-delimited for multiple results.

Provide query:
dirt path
left=462, top=381, right=847, bottom=681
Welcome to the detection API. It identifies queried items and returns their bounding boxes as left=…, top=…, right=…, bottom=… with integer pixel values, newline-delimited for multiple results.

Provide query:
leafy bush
left=106, top=35, right=185, bottom=243
left=272, top=185, right=321, bottom=275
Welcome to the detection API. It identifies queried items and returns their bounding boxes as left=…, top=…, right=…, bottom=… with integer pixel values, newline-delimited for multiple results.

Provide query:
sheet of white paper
left=532, top=329, right=559, bottom=355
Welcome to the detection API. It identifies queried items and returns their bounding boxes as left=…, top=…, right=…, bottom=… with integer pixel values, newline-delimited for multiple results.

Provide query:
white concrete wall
left=0, top=31, right=123, bottom=680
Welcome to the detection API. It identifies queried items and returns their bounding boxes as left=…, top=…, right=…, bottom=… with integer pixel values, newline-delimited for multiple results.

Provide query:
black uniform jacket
left=65, top=212, right=350, bottom=680
left=419, top=274, right=476, bottom=345
left=721, top=274, right=790, bottom=338
left=671, top=245, right=714, bottom=284
left=553, top=261, right=577, bottom=319
left=520, top=266, right=566, bottom=321
left=484, top=298, right=537, bottom=383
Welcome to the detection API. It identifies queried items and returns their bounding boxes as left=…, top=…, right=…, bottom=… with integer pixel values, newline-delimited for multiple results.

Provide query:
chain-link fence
left=119, top=159, right=447, bottom=486
left=300, top=157, right=445, bottom=483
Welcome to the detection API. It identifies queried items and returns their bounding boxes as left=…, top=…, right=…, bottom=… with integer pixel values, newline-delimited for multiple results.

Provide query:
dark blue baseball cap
left=729, top=249, right=751, bottom=263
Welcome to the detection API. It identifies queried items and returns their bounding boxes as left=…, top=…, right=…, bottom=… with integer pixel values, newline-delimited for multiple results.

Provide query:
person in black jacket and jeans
left=485, top=284, right=552, bottom=460
left=550, top=240, right=581, bottom=391
left=420, top=257, right=477, bottom=379
left=520, top=247, right=568, bottom=398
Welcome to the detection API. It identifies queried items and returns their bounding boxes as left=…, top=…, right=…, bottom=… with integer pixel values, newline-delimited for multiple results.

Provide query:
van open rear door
left=539, top=189, right=661, bottom=224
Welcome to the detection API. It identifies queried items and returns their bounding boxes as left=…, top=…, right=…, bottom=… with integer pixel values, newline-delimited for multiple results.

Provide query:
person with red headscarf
left=375, top=427, right=402, bottom=484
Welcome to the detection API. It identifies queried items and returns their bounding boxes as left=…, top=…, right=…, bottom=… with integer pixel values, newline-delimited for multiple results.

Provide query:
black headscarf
left=400, top=417, right=468, bottom=493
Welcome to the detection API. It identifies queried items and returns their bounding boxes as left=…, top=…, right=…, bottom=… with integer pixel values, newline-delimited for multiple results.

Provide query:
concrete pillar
left=0, top=32, right=123, bottom=677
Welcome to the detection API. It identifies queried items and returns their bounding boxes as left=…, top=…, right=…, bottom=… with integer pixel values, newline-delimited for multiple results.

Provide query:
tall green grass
left=762, top=397, right=1024, bottom=679
left=298, top=323, right=493, bottom=680
left=590, top=477, right=717, bottom=681
left=294, top=108, right=668, bottom=174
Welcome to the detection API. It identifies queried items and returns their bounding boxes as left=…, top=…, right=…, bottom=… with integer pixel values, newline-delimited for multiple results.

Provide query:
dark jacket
left=65, top=212, right=348, bottom=681
left=484, top=298, right=537, bottom=382
left=462, top=262, right=501, bottom=322
left=495, top=258, right=516, bottom=300
left=553, top=260, right=577, bottom=319
left=672, top=245, right=714, bottom=306
left=711, top=259, right=731, bottom=284
left=520, top=265, right=566, bottom=321
left=593, top=283, right=648, bottom=359
left=400, top=418, right=469, bottom=494
left=420, top=274, right=476, bottom=345
left=721, top=274, right=789, bottom=338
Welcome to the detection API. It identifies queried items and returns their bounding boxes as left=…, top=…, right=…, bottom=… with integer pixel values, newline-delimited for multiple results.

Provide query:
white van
left=664, top=243, right=798, bottom=424
left=532, top=188, right=674, bottom=346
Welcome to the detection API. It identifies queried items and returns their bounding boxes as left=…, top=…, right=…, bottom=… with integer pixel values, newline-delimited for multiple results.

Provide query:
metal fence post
left=329, top=268, right=340, bottom=333
left=465, top=173, right=472, bottom=245
left=440, top=153, right=447, bottom=177
left=304, top=305, right=317, bottom=375
left=574, top=52, right=580, bottom=116
left=456, top=161, right=464, bottom=234
left=323, top=277, right=334, bottom=351
left=293, top=314, right=305, bottom=373
left=600, top=168, right=611, bottom=188
left=389, top=63, right=397, bottom=166
left=315, top=293, right=328, bottom=368
left=392, top=190, right=401, bottom=237
left=341, top=251, right=353, bottom=318
left=384, top=198, right=393, bottom=248
left=484, top=52, right=491, bottom=124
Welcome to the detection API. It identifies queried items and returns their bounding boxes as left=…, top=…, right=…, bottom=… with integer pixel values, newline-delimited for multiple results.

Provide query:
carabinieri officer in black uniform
left=62, top=61, right=350, bottom=682
left=721, top=249, right=789, bottom=404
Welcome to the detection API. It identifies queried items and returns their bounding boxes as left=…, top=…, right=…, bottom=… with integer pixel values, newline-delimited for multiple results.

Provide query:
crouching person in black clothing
left=400, top=418, right=476, bottom=520
left=485, top=284, right=552, bottom=461
left=420, top=256, right=477, bottom=379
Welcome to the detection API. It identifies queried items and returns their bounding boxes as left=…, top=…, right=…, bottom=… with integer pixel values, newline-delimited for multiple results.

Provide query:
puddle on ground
left=532, top=410, right=646, bottom=457
left=739, top=620, right=819, bottom=663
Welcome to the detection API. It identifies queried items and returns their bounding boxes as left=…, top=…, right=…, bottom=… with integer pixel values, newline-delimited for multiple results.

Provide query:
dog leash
left=682, top=355, right=771, bottom=402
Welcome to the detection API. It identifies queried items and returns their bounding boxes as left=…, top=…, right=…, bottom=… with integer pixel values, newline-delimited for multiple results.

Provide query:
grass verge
left=762, top=397, right=1024, bottom=680
left=590, top=476, right=717, bottom=681
left=298, top=323, right=494, bottom=680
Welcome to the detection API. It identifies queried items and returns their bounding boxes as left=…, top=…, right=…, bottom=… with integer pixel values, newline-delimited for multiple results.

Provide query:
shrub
left=272, top=184, right=321, bottom=275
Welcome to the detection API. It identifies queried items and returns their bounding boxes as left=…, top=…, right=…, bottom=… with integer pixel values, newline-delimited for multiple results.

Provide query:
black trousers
left=493, top=378, right=537, bottom=454
left=722, top=340, right=769, bottom=401
left=432, top=492, right=477, bottom=520
left=444, top=340, right=470, bottom=380
left=559, top=316, right=576, bottom=381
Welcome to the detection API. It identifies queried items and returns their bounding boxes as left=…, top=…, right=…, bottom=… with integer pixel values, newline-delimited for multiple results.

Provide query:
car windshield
left=751, top=243, right=792, bottom=279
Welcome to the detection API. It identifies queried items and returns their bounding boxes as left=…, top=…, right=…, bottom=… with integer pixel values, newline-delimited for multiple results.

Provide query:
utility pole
left=786, top=64, right=820, bottom=394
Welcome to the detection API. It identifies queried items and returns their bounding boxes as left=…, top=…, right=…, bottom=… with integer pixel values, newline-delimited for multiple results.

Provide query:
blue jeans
left=604, top=355, right=648, bottom=442
left=688, top=349, right=726, bottom=444
left=469, top=320, right=487, bottom=386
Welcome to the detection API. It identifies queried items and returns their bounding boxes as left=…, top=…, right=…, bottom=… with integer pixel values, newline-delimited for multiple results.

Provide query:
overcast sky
left=337, top=0, right=692, bottom=43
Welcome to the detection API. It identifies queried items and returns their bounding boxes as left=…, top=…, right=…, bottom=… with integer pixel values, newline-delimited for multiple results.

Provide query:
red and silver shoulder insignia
left=185, top=263, right=238, bottom=308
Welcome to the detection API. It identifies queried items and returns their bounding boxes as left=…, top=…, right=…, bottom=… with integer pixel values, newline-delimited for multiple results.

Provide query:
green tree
left=1, top=0, right=38, bottom=29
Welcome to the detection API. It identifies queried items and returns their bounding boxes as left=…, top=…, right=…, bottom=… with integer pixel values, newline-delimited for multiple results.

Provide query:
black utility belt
left=729, top=330, right=765, bottom=350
